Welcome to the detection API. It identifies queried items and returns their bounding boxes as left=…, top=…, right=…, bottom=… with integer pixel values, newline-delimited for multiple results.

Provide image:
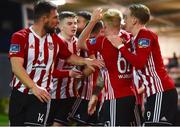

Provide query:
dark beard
left=44, top=24, right=55, bottom=34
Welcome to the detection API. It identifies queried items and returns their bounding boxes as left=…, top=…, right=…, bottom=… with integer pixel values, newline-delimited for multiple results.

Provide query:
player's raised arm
left=77, top=8, right=103, bottom=50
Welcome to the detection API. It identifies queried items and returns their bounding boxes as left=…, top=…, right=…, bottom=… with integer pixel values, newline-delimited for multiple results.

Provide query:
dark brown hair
left=129, top=4, right=150, bottom=24
left=34, top=1, right=57, bottom=22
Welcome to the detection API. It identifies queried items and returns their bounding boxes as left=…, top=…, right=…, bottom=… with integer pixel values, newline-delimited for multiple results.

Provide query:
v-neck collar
left=29, top=26, right=47, bottom=40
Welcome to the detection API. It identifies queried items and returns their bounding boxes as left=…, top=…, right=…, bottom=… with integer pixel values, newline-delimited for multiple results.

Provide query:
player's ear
left=132, top=17, right=138, bottom=25
left=41, top=15, right=49, bottom=23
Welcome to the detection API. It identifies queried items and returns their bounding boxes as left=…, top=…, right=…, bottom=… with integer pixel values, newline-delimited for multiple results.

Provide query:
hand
left=107, top=35, right=123, bottom=49
left=88, top=95, right=98, bottom=115
left=69, top=70, right=83, bottom=78
left=31, top=85, right=51, bottom=103
left=85, top=58, right=105, bottom=71
left=91, top=8, right=103, bottom=22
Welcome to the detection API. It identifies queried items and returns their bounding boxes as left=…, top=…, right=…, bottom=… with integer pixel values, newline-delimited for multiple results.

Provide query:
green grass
left=0, top=113, right=9, bottom=126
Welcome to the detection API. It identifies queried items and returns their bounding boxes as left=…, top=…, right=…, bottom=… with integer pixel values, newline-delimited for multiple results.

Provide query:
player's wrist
left=29, top=83, right=36, bottom=90
left=89, top=19, right=98, bottom=24
left=91, top=95, right=98, bottom=100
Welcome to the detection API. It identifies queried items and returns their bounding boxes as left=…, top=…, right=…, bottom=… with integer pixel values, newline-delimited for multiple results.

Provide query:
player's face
left=123, top=9, right=134, bottom=33
left=103, top=21, right=114, bottom=36
left=44, top=9, right=59, bottom=33
left=60, top=17, right=77, bottom=37
left=77, top=16, right=87, bottom=33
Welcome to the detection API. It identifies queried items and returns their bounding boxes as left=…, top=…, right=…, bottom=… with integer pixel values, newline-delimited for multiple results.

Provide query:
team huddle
left=8, top=1, right=178, bottom=126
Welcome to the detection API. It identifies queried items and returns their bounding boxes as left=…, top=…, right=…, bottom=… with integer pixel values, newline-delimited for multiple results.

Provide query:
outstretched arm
left=66, top=54, right=105, bottom=72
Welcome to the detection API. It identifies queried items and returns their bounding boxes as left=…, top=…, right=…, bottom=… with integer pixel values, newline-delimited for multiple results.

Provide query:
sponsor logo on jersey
left=9, top=44, right=20, bottom=53
left=138, top=38, right=150, bottom=48
left=32, top=60, right=46, bottom=69
left=118, top=74, right=133, bottom=79
left=89, top=38, right=96, bottom=45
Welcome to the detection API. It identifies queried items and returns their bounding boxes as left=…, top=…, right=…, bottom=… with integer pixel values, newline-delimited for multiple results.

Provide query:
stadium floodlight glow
left=50, top=0, right=66, bottom=5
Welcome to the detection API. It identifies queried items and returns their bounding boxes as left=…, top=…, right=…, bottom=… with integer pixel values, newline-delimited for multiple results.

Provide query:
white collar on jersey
left=29, top=26, right=47, bottom=40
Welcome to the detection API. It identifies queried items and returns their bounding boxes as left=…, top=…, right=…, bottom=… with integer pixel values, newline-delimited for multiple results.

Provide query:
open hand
left=69, top=70, right=83, bottom=78
left=91, top=8, right=103, bottom=22
left=85, top=58, right=105, bottom=71
left=31, top=85, right=51, bottom=103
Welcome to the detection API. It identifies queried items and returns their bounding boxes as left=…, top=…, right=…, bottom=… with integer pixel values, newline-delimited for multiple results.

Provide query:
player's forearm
left=120, top=47, right=149, bottom=69
left=10, top=58, right=36, bottom=89
left=77, top=20, right=97, bottom=50
left=66, top=54, right=88, bottom=66
left=92, top=71, right=104, bottom=96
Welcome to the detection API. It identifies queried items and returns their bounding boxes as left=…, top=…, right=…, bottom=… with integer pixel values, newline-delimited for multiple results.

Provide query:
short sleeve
left=9, top=32, right=26, bottom=58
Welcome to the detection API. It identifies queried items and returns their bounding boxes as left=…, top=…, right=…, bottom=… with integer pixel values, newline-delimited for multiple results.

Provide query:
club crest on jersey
left=89, top=38, right=96, bottom=45
left=48, top=42, right=54, bottom=50
left=138, top=38, right=150, bottom=48
left=9, top=44, right=20, bottom=53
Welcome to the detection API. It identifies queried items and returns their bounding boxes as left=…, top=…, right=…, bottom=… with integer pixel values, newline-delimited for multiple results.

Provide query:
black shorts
left=9, top=88, right=51, bottom=126
left=47, top=97, right=76, bottom=125
left=99, top=95, right=136, bottom=126
left=144, top=88, right=178, bottom=125
left=68, top=98, right=101, bottom=125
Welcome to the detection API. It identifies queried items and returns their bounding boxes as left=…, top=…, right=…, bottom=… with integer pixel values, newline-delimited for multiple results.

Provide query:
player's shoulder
left=52, top=33, right=65, bottom=43
left=139, top=28, right=157, bottom=37
left=96, top=35, right=106, bottom=40
left=89, top=35, right=106, bottom=45
left=12, top=28, right=30, bottom=39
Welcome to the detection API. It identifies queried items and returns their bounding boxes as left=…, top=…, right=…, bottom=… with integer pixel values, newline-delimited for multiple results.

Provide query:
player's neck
left=106, top=29, right=119, bottom=36
left=132, top=24, right=145, bottom=37
left=32, top=23, right=46, bottom=38
left=60, top=32, right=74, bottom=42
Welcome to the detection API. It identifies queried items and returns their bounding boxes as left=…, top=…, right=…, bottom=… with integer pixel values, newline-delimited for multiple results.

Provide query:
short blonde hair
left=103, top=9, right=122, bottom=28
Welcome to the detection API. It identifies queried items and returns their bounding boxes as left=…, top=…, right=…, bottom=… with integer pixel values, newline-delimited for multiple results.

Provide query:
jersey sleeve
left=57, top=37, right=72, bottom=59
left=52, top=69, right=69, bottom=78
left=9, top=32, right=26, bottom=58
left=120, top=30, right=152, bottom=69
left=86, top=36, right=104, bottom=53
